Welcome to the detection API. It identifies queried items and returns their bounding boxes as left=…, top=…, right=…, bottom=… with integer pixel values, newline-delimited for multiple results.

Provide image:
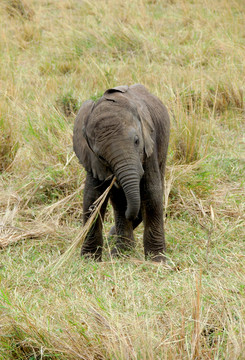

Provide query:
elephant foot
left=110, top=247, right=121, bottom=258
left=81, top=247, right=102, bottom=261
left=110, top=246, right=131, bottom=259
left=108, top=225, right=116, bottom=238
left=108, top=227, right=135, bottom=256
left=146, top=253, right=166, bottom=263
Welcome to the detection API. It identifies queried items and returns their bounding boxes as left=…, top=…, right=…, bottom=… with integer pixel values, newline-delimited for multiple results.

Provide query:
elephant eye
left=134, top=135, right=139, bottom=146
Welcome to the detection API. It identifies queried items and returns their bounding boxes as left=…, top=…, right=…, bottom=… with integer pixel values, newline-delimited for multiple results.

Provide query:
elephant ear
left=104, top=85, right=129, bottom=96
left=129, top=84, right=155, bottom=157
left=73, top=100, right=95, bottom=167
left=73, top=99, right=113, bottom=181
left=136, top=101, right=154, bottom=157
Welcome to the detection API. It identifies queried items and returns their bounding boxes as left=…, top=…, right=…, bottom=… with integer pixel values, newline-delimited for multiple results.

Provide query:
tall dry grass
left=0, top=0, right=244, bottom=359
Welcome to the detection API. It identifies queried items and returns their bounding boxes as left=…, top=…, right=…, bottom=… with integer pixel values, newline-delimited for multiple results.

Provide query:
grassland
left=0, top=0, right=245, bottom=359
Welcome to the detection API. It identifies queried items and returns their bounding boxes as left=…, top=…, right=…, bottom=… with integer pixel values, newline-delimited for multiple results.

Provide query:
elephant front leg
left=82, top=173, right=109, bottom=261
left=109, top=187, right=135, bottom=256
left=141, top=181, right=166, bottom=262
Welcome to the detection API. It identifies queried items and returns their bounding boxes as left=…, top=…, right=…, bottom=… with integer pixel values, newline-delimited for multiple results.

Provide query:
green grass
left=0, top=0, right=245, bottom=358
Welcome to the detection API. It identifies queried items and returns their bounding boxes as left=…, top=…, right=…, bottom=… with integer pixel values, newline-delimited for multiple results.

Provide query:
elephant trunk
left=114, top=161, right=142, bottom=221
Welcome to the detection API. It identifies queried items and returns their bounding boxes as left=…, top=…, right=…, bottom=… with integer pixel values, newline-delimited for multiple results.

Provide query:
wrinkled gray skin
left=73, top=84, right=170, bottom=262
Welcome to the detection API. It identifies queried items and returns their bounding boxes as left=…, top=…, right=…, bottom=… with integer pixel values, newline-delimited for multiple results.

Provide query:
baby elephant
left=73, top=84, right=170, bottom=262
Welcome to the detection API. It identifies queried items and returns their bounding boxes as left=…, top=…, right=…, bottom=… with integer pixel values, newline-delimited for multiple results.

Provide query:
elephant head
left=73, top=84, right=155, bottom=221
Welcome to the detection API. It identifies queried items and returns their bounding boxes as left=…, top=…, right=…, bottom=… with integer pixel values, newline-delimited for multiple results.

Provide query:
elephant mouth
left=114, top=179, right=121, bottom=189
left=105, top=175, right=121, bottom=189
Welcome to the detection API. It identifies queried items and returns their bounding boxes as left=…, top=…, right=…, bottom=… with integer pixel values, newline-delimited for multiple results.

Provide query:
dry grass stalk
left=206, top=205, right=215, bottom=271
left=191, top=270, right=202, bottom=359
left=180, top=307, right=186, bottom=353
left=49, top=177, right=116, bottom=272
left=189, top=190, right=216, bottom=270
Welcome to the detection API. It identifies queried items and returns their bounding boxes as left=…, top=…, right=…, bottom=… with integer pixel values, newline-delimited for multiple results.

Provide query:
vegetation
left=0, top=0, right=244, bottom=358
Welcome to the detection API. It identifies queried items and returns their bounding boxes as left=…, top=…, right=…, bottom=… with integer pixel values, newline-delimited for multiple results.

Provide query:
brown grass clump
left=0, top=222, right=55, bottom=249
left=5, top=0, right=34, bottom=20
left=206, top=83, right=244, bottom=114
left=0, top=103, right=19, bottom=172
left=0, top=132, right=19, bottom=172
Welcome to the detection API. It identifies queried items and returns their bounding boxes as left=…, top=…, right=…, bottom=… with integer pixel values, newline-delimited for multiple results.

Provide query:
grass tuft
left=56, top=91, right=81, bottom=117
left=0, top=116, right=19, bottom=172
left=206, top=83, right=244, bottom=114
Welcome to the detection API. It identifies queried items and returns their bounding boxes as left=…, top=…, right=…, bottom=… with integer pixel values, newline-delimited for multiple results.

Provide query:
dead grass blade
left=191, top=270, right=202, bottom=360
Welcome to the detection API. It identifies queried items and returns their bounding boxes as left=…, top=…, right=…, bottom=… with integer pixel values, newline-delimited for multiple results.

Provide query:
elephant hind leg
left=108, top=211, right=142, bottom=238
